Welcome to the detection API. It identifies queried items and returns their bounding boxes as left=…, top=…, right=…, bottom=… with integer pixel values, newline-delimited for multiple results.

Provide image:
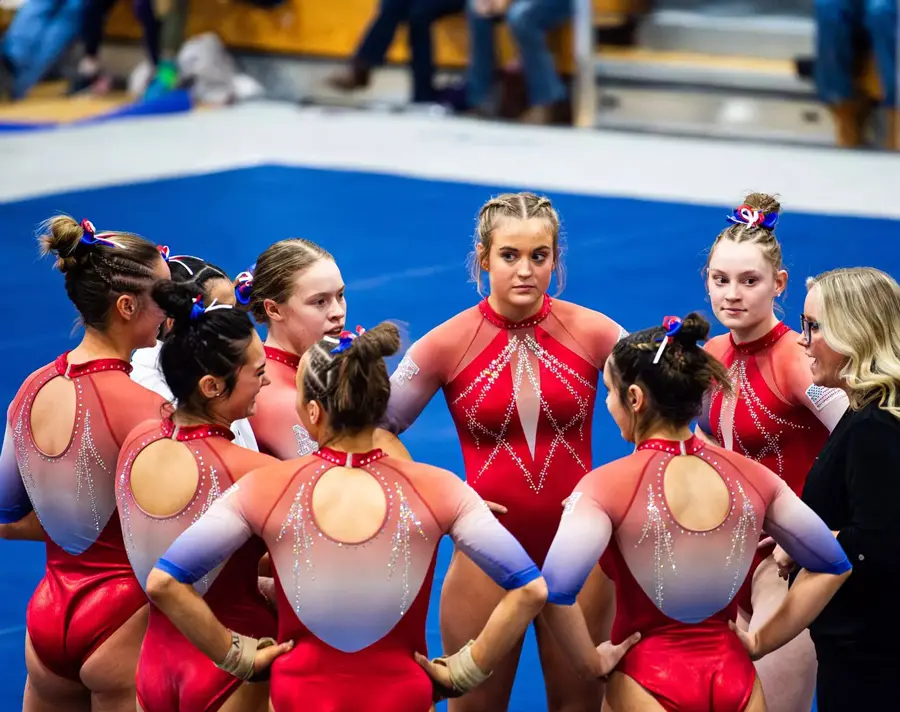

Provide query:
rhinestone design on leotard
left=278, top=479, right=317, bottom=611
left=389, top=481, right=428, bottom=614
left=713, top=358, right=808, bottom=478
left=293, top=425, right=319, bottom=457
left=277, top=461, right=430, bottom=618
left=395, top=354, right=420, bottom=383
left=117, top=427, right=233, bottom=592
left=633, top=444, right=760, bottom=610
left=74, top=410, right=104, bottom=534
left=15, top=371, right=112, bottom=552
left=636, top=482, right=677, bottom=609
left=451, top=333, right=595, bottom=493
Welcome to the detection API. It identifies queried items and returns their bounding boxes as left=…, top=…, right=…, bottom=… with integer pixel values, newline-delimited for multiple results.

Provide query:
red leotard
left=249, top=346, right=318, bottom=460
left=703, top=322, right=847, bottom=613
left=384, top=295, right=625, bottom=565
left=0, top=354, right=164, bottom=680
left=155, top=448, right=541, bottom=712
left=117, top=418, right=278, bottom=712
left=542, top=436, right=851, bottom=712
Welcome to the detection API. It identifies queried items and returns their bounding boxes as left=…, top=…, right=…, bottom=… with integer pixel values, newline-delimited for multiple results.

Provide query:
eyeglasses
left=800, top=315, right=820, bottom=343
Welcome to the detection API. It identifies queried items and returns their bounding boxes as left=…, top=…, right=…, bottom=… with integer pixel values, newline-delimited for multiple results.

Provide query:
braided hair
left=608, top=312, right=732, bottom=435
left=302, top=323, right=401, bottom=435
left=470, top=192, right=565, bottom=295
left=39, top=215, right=163, bottom=330
left=706, top=192, right=784, bottom=277
left=153, top=280, right=256, bottom=415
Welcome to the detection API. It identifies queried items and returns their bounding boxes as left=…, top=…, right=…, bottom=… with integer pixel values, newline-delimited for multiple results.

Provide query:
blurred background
left=0, top=2, right=897, bottom=711
left=0, top=0, right=897, bottom=147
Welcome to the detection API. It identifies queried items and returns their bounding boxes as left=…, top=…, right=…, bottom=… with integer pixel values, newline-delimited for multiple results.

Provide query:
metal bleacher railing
left=573, top=0, right=598, bottom=128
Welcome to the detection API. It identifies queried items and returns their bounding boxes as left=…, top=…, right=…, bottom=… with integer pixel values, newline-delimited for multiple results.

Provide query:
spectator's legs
left=505, top=0, right=570, bottom=120
left=862, top=0, right=897, bottom=147
left=143, top=0, right=185, bottom=99
left=71, top=0, right=118, bottom=93
left=465, top=7, right=498, bottom=111
left=2, top=0, right=60, bottom=98
left=330, top=0, right=414, bottom=91
left=814, top=0, right=865, bottom=146
left=133, top=0, right=161, bottom=66
left=406, top=0, right=464, bottom=103
left=2, top=0, right=85, bottom=99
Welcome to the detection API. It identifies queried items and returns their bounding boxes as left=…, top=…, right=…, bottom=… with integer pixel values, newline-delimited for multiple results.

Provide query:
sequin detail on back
left=621, top=449, right=761, bottom=622
left=267, top=462, right=434, bottom=653
left=117, top=430, right=233, bottom=594
left=14, top=370, right=119, bottom=555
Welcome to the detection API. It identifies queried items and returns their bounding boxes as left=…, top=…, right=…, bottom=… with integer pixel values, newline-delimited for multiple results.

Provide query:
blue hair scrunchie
left=190, top=294, right=205, bottom=321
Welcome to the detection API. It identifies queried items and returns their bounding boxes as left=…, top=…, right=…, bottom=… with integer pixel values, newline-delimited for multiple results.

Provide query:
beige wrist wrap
left=216, top=631, right=277, bottom=681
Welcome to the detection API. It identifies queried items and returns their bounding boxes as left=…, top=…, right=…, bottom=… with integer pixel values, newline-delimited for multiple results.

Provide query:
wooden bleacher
left=102, top=0, right=643, bottom=76
left=1, top=0, right=882, bottom=143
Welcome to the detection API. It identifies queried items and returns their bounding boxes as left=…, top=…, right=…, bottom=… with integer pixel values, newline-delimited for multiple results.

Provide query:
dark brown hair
left=248, top=238, right=333, bottom=323
left=302, top=322, right=401, bottom=434
left=153, top=280, right=256, bottom=416
left=39, top=215, right=163, bottom=331
left=608, top=312, right=732, bottom=436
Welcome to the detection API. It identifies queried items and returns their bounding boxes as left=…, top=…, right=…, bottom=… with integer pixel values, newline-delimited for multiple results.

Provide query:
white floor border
left=1, top=101, right=899, bottom=220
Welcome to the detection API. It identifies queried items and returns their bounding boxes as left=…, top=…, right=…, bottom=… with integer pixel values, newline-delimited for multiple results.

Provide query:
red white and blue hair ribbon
left=653, top=315, right=683, bottom=364
left=234, top=266, right=255, bottom=306
left=726, top=204, right=778, bottom=230
left=189, top=293, right=233, bottom=321
left=78, top=219, right=120, bottom=249
left=330, top=326, right=366, bottom=355
left=157, top=245, right=170, bottom=262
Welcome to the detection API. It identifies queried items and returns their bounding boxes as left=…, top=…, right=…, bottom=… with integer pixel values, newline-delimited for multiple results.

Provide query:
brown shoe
left=327, top=62, right=371, bottom=92
left=519, top=104, right=554, bottom=124
left=828, top=99, right=866, bottom=148
left=518, top=100, right=572, bottom=126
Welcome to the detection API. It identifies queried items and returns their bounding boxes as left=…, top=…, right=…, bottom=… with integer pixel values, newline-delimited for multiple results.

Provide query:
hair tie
left=157, top=245, right=170, bottom=262
left=652, top=316, right=684, bottom=365
left=66, top=218, right=119, bottom=255
left=330, top=325, right=366, bottom=355
left=726, top=205, right=778, bottom=230
left=189, top=294, right=234, bottom=321
left=190, top=294, right=206, bottom=320
left=234, top=268, right=254, bottom=306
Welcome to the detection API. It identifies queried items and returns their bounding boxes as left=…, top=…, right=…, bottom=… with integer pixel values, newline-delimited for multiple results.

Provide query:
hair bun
left=740, top=192, right=782, bottom=219
left=152, top=279, right=202, bottom=326
left=672, top=312, right=710, bottom=347
left=38, top=215, right=87, bottom=273
left=352, top=323, right=401, bottom=362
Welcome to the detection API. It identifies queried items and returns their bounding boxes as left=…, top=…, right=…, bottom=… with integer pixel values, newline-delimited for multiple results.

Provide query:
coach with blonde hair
left=775, top=266, right=900, bottom=711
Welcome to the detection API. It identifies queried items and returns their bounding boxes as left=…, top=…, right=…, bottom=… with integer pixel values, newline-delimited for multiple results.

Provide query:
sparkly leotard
left=0, top=354, right=164, bottom=680
left=117, top=418, right=278, bottom=712
left=702, top=322, right=847, bottom=613
left=249, top=346, right=318, bottom=460
left=384, top=295, right=625, bottom=565
left=543, top=436, right=851, bottom=712
left=155, top=448, right=541, bottom=712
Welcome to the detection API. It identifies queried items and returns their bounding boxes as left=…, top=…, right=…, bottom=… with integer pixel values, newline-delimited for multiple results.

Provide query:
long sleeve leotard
left=384, top=295, right=625, bottom=565
left=542, top=435, right=850, bottom=712
left=154, top=447, right=541, bottom=712
left=0, top=354, right=164, bottom=680
left=702, top=322, right=848, bottom=613
left=117, top=418, right=278, bottom=712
